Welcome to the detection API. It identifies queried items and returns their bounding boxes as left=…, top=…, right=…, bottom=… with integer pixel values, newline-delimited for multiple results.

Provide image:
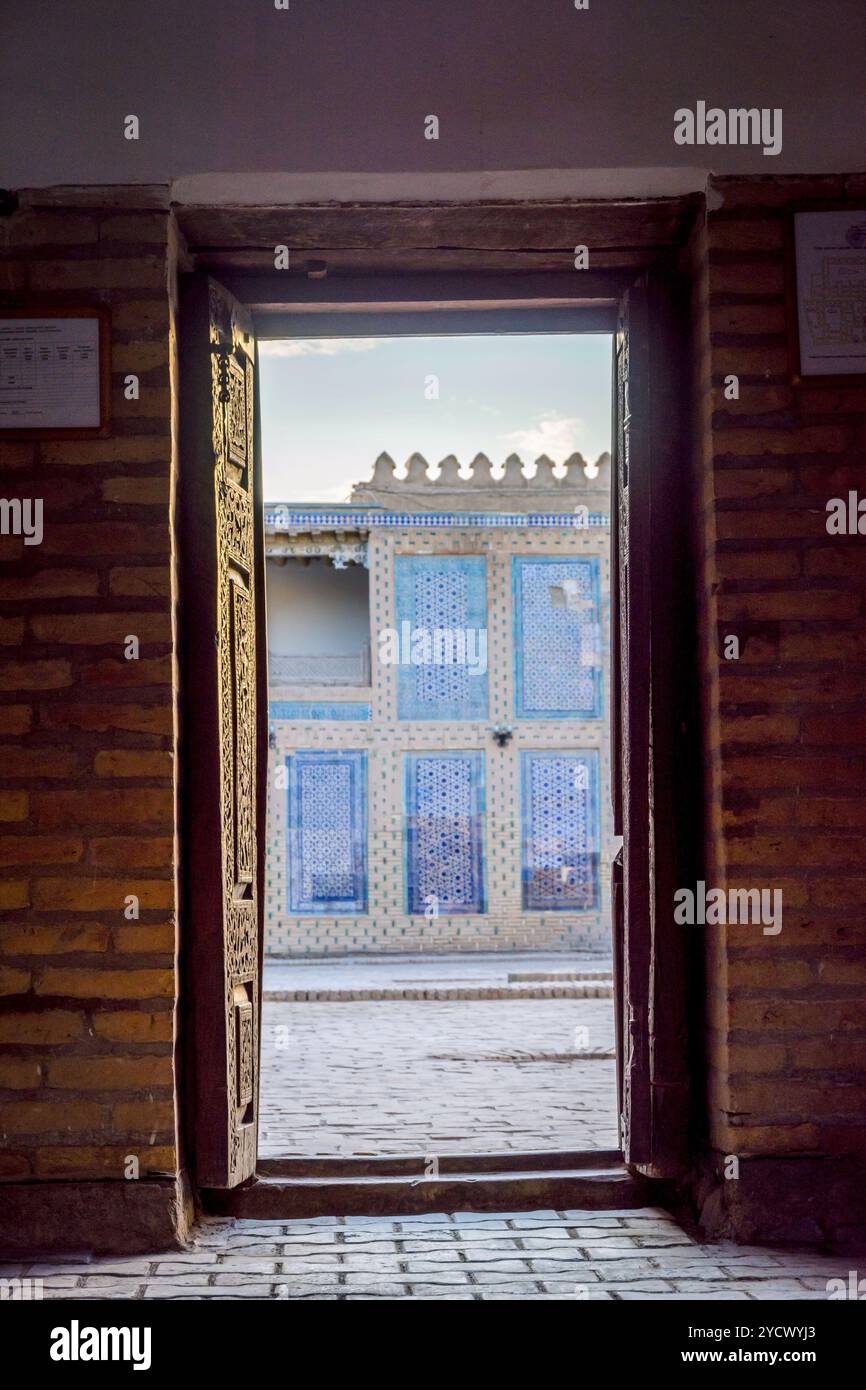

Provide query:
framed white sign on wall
left=0, top=306, right=110, bottom=436
left=788, top=206, right=866, bottom=383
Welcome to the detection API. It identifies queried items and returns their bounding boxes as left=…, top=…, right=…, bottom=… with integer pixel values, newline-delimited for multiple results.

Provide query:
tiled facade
left=264, top=458, right=613, bottom=955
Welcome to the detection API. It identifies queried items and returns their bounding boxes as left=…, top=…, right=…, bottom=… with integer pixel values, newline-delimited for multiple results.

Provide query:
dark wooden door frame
left=221, top=271, right=620, bottom=341
left=178, top=275, right=268, bottom=1190
left=612, top=268, right=695, bottom=1177
left=175, top=207, right=700, bottom=1188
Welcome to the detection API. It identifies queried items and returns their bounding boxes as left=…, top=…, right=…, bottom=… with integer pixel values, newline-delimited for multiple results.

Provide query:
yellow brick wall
left=0, top=196, right=180, bottom=1183
left=691, top=174, right=866, bottom=1241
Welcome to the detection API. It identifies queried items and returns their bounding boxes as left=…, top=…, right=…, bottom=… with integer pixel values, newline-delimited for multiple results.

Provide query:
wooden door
left=179, top=275, right=267, bottom=1188
left=611, top=266, right=692, bottom=1176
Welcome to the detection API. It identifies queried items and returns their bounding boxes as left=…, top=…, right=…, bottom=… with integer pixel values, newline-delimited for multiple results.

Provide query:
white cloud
left=498, top=411, right=586, bottom=463
left=258, top=337, right=384, bottom=358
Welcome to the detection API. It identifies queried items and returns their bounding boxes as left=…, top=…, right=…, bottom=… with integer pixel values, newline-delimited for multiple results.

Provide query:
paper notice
left=795, top=211, right=866, bottom=376
left=0, top=317, right=101, bottom=428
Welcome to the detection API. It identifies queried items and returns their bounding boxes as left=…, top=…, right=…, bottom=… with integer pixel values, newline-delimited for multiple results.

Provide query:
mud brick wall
left=692, top=174, right=866, bottom=1246
left=0, top=195, right=187, bottom=1246
left=3, top=176, right=866, bottom=1254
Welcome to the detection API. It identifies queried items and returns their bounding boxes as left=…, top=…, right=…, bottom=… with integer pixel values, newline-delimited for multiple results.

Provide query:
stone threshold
left=206, top=1153, right=650, bottom=1219
left=263, top=981, right=613, bottom=1002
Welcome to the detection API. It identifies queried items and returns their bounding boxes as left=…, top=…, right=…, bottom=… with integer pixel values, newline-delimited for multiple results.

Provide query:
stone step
left=257, top=1148, right=623, bottom=1177
left=205, top=1158, right=648, bottom=1219
left=208, top=1169, right=646, bottom=1220
left=263, top=982, right=613, bottom=1002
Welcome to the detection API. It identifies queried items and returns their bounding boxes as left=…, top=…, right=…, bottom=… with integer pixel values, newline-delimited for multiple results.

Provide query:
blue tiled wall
left=520, top=750, right=600, bottom=911
left=404, top=751, right=486, bottom=915
left=286, top=749, right=367, bottom=914
left=512, top=557, right=603, bottom=719
left=393, top=555, right=489, bottom=721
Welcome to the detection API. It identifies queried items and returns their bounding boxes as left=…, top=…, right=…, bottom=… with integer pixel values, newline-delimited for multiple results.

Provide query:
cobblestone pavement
left=260, top=997, right=618, bottom=1156
left=264, top=950, right=611, bottom=993
left=3, top=1209, right=851, bottom=1300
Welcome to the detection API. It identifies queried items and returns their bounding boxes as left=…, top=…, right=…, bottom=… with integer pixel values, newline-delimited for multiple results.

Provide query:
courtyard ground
left=260, top=952, right=617, bottom=1156
left=3, top=1209, right=850, bottom=1300
left=8, top=954, right=857, bottom=1301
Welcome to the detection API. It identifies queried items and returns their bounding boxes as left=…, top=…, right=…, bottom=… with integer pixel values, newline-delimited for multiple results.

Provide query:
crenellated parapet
left=350, top=450, right=610, bottom=512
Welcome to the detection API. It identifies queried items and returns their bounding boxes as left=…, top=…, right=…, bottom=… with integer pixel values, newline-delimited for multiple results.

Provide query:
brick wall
left=4, top=178, right=866, bottom=1253
left=692, top=174, right=866, bottom=1245
left=0, top=194, right=188, bottom=1249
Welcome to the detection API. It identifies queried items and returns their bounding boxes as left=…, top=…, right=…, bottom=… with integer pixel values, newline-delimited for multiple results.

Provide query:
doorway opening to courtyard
left=178, top=221, right=699, bottom=1210
left=257, top=325, right=621, bottom=1169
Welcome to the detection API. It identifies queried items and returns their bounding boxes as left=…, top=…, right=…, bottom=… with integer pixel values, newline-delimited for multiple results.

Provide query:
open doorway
left=257, top=328, right=621, bottom=1163
left=179, top=254, right=693, bottom=1208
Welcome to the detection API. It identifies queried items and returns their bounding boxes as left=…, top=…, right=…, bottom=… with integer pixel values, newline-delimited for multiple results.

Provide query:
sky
left=259, top=332, right=613, bottom=503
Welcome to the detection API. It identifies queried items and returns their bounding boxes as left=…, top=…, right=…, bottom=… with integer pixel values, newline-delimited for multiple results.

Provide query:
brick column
left=0, top=193, right=190, bottom=1252
left=691, top=175, right=866, bottom=1246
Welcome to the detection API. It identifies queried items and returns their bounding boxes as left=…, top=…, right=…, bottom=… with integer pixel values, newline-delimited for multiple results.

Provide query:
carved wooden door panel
left=612, top=278, right=653, bottom=1166
left=179, top=275, right=267, bottom=1189
left=612, top=267, right=691, bottom=1176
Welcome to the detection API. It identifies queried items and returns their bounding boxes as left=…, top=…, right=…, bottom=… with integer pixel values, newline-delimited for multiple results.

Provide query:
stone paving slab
left=260, top=996, right=618, bottom=1155
left=3, top=1208, right=853, bottom=1301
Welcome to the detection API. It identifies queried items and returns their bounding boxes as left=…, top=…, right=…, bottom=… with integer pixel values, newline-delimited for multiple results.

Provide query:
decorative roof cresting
left=349, top=450, right=610, bottom=512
